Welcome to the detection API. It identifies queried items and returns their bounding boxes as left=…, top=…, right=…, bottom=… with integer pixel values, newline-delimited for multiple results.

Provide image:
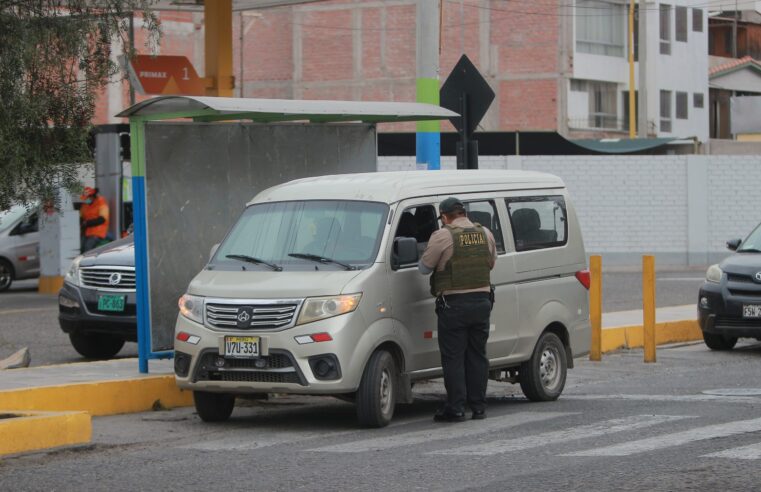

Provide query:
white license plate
left=743, top=305, right=761, bottom=318
left=224, top=336, right=260, bottom=358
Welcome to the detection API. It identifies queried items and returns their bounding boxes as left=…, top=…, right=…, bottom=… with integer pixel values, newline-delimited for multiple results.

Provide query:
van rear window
left=505, top=196, right=568, bottom=252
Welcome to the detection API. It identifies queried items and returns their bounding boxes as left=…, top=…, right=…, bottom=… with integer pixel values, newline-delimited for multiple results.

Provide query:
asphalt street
left=0, top=271, right=706, bottom=367
left=2, top=341, right=761, bottom=491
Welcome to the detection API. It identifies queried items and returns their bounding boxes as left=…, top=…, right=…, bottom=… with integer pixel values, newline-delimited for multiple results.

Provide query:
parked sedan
left=58, top=235, right=136, bottom=359
left=698, top=221, right=761, bottom=350
left=0, top=205, right=39, bottom=291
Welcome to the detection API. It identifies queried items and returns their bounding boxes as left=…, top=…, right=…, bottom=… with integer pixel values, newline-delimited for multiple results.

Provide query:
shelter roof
left=116, top=96, right=457, bottom=123
left=571, top=137, right=681, bottom=153
left=249, top=170, right=566, bottom=205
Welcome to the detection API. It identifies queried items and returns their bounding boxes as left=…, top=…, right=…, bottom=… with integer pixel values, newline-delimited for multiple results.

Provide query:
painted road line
left=309, top=412, right=574, bottom=453
left=431, top=414, right=691, bottom=457
left=564, top=394, right=761, bottom=403
left=0, top=307, right=57, bottom=315
left=565, top=417, right=761, bottom=457
left=702, top=442, right=761, bottom=460
left=180, top=415, right=432, bottom=451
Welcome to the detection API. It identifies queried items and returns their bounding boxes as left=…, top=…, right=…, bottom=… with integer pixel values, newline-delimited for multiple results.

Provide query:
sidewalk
left=0, top=304, right=700, bottom=456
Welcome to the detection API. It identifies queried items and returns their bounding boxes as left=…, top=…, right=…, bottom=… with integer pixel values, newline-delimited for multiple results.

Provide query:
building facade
left=98, top=1, right=710, bottom=142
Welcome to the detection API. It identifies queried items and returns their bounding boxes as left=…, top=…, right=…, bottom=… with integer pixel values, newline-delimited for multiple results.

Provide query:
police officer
left=419, top=197, right=497, bottom=422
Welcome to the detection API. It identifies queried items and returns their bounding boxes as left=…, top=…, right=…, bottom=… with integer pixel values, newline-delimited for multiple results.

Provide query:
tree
left=0, top=0, right=160, bottom=211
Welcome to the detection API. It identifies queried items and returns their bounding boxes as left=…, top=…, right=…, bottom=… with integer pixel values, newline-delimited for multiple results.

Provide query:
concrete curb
left=0, top=410, right=91, bottom=457
left=601, top=320, right=702, bottom=353
left=0, top=375, right=193, bottom=416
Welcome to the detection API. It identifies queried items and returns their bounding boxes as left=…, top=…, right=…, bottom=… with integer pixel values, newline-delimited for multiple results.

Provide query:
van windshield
left=212, top=200, right=389, bottom=271
left=738, top=222, right=761, bottom=253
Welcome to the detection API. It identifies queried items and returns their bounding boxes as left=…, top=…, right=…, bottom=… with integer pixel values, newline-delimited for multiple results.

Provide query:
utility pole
left=637, top=0, right=648, bottom=137
left=415, top=0, right=441, bottom=170
left=628, top=0, right=636, bottom=138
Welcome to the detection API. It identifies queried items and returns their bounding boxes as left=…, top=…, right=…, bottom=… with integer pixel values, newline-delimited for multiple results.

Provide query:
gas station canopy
left=116, top=96, right=458, bottom=123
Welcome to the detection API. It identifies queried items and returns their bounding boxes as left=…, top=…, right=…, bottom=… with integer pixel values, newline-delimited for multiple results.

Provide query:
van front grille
left=205, top=301, right=299, bottom=330
left=193, top=351, right=305, bottom=386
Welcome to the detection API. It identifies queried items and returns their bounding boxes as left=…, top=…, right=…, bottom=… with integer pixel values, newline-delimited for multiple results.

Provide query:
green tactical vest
left=430, top=224, right=491, bottom=296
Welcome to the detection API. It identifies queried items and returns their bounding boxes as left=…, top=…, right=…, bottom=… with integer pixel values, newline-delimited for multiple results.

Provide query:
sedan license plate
left=98, top=295, right=125, bottom=312
left=224, top=336, right=260, bottom=358
left=743, top=305, right=761, bottom=318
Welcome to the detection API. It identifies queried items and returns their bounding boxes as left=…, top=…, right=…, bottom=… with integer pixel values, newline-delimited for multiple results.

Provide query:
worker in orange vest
left=79, top=187, right=110, bottom=252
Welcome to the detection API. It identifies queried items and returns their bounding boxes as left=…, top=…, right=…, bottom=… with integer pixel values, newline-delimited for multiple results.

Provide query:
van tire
left=356, top=350, right=396, bottom=428
left=193, top=391, right=235, bottom=422
left=69, top=332, right=125, bottom=359
left=702, top=331, right=737, bottom=351
left=519, top=332, right=567, bottom=402
left=0, top=259, right=13, bottom=292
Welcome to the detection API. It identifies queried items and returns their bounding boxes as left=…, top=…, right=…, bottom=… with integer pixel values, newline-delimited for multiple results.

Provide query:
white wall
left=377, top=154, right=761, bottom=267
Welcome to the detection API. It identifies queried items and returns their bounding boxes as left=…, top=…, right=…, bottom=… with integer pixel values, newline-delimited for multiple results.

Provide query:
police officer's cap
left=439, top=197, right=464, bottom=214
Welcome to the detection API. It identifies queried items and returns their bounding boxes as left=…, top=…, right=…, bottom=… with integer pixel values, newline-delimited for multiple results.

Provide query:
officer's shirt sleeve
left=419, top=229, right=447, bottom=274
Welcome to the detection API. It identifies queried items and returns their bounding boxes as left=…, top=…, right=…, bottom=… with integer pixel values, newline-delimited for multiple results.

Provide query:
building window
left=675, top=6, right=687, bottom=42
left=692, top=8, right=703, bottom=32
left=694, top=93, right=704, bottom=108
left=589, top=81, right=618, bottom=129
left=660, top=90, right=672, bottom=132
left=676, top=92, right=688, bottom=119
left=576, top=0, right=625, bottom=57
left=570, top=79, right=587, bottom=92
left=660, top=4, right=671, bottom=54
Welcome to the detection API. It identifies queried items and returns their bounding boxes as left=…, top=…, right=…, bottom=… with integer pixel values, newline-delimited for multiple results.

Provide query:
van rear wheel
left=519, top=332, right=567, bottom=402
left=356, top=350, right=397, bottom=428
left=193, top=391, right=235, bottom=422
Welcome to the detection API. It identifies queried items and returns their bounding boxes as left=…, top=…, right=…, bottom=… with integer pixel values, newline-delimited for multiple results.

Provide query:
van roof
left=249, top=170, right=566, bottom=205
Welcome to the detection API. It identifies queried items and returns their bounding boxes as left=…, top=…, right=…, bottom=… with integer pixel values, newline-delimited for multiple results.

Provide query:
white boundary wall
left=378, top=155, right=761, bottom=267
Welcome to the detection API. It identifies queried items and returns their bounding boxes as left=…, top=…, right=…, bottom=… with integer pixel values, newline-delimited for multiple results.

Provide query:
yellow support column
left=589, top=255, right=602, bottom=361
left=643, top=255, right=656, bottom=362
left=204, top=0, right=234, bottom=97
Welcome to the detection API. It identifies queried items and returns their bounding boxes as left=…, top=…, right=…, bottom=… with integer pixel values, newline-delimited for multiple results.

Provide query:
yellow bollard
left=643, top=255, right=656, bottom=363
left=589, top=255, right=602, bottom=361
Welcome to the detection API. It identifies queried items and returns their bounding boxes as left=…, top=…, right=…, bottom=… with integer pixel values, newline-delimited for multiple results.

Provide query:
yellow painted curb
left=38, top=275, right=64, bottom=294
left=0, top=376, right=193, bottom=416
left=0, top=411, right=91, bottom=457
left=601, top=320, right=702, bottom=353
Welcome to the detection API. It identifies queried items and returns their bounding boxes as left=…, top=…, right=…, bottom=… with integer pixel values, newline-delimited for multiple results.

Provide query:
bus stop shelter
left=115, top=96, right=456, bottom=372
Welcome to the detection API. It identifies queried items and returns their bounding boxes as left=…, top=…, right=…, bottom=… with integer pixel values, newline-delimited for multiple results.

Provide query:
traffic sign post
left=440, top=55, right=495, bottom=170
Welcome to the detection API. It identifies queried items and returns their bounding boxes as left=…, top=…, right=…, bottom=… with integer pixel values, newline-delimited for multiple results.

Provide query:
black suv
left=698, top=222, right=761, bottom=350
left=58, top=235, right=136, bottom=359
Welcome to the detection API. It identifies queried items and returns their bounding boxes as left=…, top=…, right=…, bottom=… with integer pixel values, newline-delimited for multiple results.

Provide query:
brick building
left=98, top=1, right=708, bottom=142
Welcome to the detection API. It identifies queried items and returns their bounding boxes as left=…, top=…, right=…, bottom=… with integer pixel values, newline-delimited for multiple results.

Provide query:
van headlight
left=64, top=256, right=82, bottom=286
left=297, top=293, right=362, bottom=325
left=178, top=294, right=204, bottom=324
left=706, top=264, right=723, bottom=283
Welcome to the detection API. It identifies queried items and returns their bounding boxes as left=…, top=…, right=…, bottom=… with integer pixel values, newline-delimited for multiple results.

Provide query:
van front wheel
left=519, top=332, right=567, bottom=401
left=193, top=391, right=235, bottom=422
left=356, top=350, right=397, bottom=428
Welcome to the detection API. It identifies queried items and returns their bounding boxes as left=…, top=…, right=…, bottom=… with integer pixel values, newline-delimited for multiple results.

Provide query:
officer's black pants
left=436, top=292, right=492, bottom=414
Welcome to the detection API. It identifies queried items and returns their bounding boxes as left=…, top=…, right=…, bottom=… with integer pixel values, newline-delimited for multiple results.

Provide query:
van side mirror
left=727, top=238, right=742, bottom=251
left=392, top=237, right=419, bottom=270
left=209, top=243, right=220, bottom=260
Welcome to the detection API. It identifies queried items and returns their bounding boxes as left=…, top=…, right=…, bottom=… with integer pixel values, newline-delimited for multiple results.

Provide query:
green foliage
left=0, top=0, right=160, bottom=210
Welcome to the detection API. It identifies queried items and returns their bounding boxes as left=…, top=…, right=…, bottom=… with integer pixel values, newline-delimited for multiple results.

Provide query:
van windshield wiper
left=738, top=248, right=761, bottom=253
left=288, top=253, right=357, bottom=271
left=226, top=254, right=282, bottom=271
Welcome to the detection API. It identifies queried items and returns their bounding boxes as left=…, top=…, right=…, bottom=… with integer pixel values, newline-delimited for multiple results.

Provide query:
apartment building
left=568, top=0, right=709, bottom=141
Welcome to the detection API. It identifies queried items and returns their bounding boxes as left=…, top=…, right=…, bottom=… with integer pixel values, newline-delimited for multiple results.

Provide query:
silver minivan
left=174, top=170, right=591, bottom=426
left=0, top=205, right=40, bottom=292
